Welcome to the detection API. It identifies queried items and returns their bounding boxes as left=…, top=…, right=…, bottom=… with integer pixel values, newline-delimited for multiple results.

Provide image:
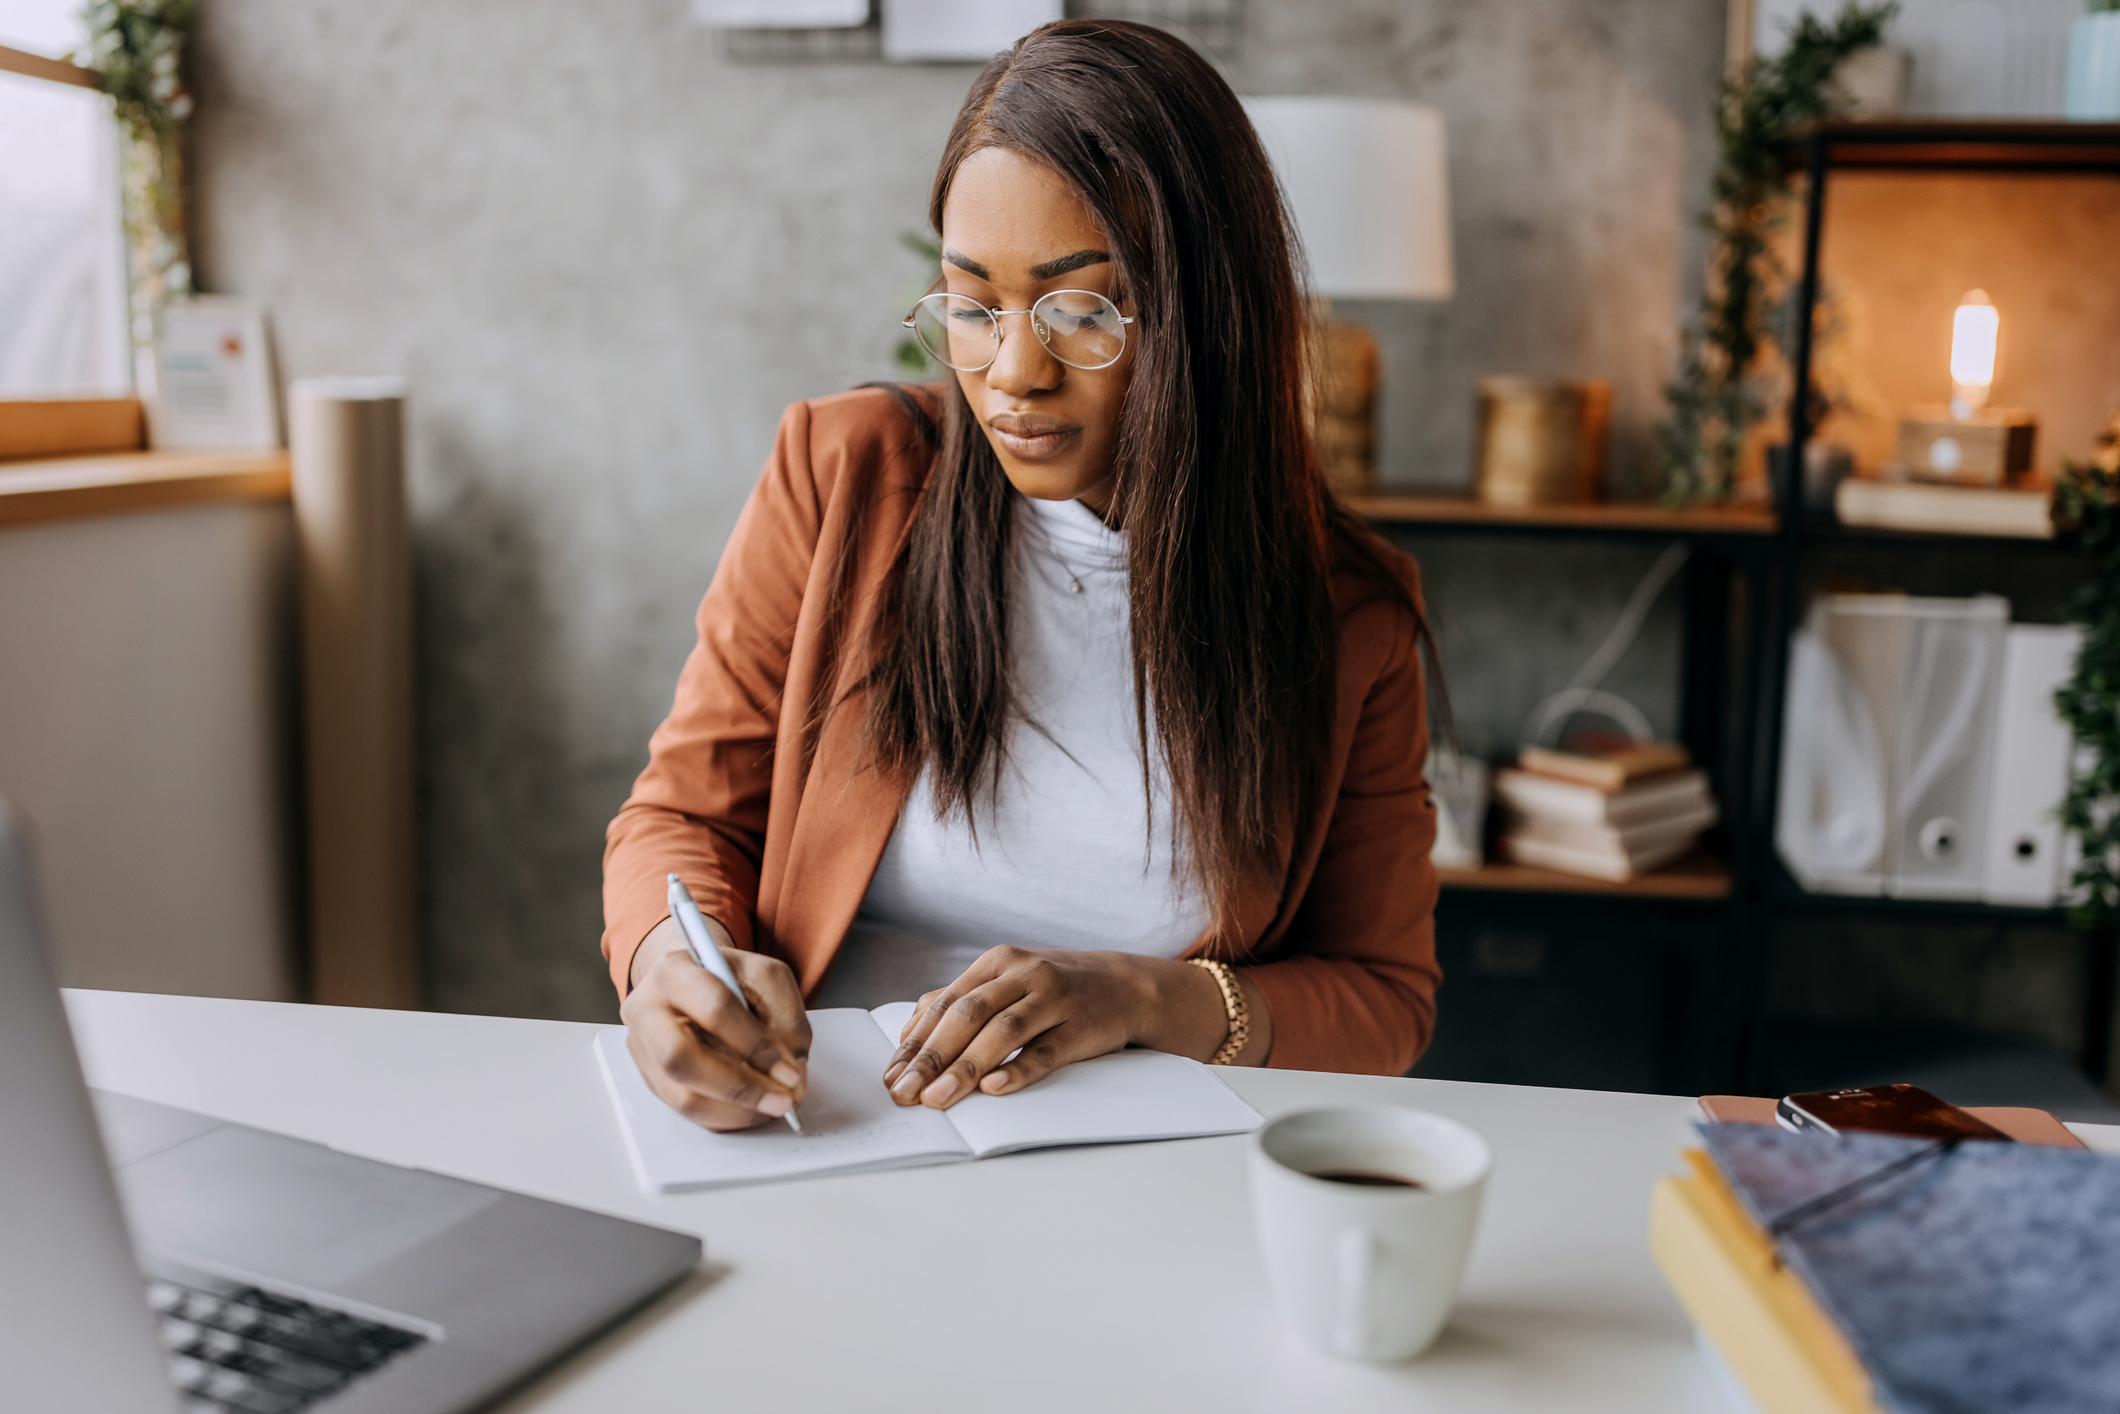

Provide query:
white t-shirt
left=811, top=493, right=1209, bottom=1009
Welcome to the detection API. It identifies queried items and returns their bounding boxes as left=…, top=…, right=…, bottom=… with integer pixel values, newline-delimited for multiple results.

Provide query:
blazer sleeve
left=601, top=402, right=824, bottom=996
left=1245, top=593, right=1442, bottom=1074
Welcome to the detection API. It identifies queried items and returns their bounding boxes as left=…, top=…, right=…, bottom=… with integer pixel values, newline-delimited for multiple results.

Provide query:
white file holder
left=1982, top=624, right=2084, bottom=907
left=1777, top=594, right=2009, bottom=899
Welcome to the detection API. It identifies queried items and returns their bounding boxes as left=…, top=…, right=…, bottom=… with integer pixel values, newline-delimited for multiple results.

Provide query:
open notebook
left=593, top=1001, right=1264, bottom=1192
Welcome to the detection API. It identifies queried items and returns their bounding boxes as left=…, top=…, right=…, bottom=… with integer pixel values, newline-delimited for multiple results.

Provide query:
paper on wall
left=881, top=0, right=1060, bottom=63
left=691, top=0, right=868, bottom=27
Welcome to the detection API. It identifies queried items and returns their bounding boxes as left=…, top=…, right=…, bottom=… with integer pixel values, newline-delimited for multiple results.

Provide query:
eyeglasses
left=901, top=286, right=1135, bottom=372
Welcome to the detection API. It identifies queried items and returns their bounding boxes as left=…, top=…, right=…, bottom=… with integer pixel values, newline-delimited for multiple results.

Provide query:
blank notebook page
left=865, top=1001, right=1264, bottom=1158
left=594, top=1010, right=967, bottom=1191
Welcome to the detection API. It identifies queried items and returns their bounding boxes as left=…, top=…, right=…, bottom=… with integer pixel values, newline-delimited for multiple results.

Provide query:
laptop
left=0, top=803, right=701, bottom=1413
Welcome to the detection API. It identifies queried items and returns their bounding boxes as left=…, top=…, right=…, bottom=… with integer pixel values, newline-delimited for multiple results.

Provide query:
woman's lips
left=988, top=415, right=1082, bottom=462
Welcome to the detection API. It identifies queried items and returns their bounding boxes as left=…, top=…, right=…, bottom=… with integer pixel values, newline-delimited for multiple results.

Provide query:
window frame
left=0, top=41, right=143, bottom=460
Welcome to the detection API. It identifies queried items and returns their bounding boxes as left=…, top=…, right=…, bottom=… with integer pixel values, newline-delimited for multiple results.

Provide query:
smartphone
left=1775, top=1084, right=2014, bottom=1143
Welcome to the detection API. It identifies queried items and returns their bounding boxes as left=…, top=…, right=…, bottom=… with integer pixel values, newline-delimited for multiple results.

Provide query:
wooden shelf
left=1438, top=848, right=1730, bottom=901
left=1348, top=493, right=1776, bottom=537
left=1801, top=515, right=2085, bottom=553
left=1764, top=859, right=2066, bottom=924
left=1792, top=119, right=2120, bottom=174
left=0, top=450, right=291, bottom=529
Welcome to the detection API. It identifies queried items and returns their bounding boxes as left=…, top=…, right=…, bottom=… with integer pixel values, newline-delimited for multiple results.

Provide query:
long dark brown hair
left=863, top=20, right=1425, bottom=935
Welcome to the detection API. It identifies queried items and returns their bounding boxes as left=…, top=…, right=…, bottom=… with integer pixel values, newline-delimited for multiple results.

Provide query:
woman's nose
left=982, top=311, right=1062, bottom=397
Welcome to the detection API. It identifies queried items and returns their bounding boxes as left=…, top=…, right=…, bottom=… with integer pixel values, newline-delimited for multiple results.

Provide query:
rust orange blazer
left=602, top=387, right=1442, bottom=1074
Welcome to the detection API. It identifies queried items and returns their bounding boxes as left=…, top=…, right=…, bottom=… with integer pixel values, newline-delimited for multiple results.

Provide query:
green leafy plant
left=2054, top=415, right=2120, bottom=929
left=1655, top=3, right=1894, bottom=506
left=893, top=231, right=942, bottom=378
left=79, top=0, right=199, bottom=345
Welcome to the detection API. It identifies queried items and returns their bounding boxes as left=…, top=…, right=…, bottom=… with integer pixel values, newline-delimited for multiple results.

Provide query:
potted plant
left=1655, top=3, right=1894, bottom=506
left=81, top=0, right=197, bottom=349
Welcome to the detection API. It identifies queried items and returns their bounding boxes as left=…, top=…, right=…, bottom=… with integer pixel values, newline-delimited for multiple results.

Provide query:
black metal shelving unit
left=1756, top=118, right=2120, bottom=1097
left=1362, top=119, right=2120, bottom=1099
left=1353, top=498, right=1775, bottom=1095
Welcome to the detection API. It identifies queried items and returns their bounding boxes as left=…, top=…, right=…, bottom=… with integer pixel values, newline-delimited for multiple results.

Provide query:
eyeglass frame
left=900, top=281, right=1137, bottom=373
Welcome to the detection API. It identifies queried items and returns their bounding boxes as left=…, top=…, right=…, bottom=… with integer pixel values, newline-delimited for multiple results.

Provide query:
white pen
left=664, top=873, right=803, bottom=1133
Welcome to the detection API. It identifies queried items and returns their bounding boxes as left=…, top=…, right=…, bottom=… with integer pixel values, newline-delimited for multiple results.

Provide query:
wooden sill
left=1438, top=848, right=1731, bottom=901
left=0, top=450, right=292, bottom=529
left=1349, top=494, right=1777, bottom=536
left=0, top=397, right=145, bottom=461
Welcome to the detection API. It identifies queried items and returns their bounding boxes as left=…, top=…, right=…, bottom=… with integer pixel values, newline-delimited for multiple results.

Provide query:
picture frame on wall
left=147, top=295, right=282, bottom=450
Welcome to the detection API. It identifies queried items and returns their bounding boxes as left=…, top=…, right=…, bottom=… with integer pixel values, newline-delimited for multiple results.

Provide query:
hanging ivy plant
left=1655, top=2, right=1894, bottom=506
left=2054, top=415, right=2120, bottom=930
left=80, top=0, right=199, bottom=347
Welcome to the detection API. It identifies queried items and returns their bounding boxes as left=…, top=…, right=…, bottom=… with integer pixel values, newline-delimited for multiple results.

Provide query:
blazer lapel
left=772, top=453, right=928, bottom=997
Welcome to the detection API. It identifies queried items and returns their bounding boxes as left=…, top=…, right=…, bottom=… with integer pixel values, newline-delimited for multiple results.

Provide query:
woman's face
left=938, top=146, right=1134, bottom=516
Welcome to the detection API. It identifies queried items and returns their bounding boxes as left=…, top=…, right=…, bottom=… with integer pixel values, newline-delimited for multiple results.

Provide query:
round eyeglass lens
left=911, top=294, right=1000, bottom=371
left=1031, top=290, right=1127, bottom=370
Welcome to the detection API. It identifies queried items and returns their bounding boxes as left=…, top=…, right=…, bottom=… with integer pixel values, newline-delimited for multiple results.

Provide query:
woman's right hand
left=620, top=915, right=811, bottom=1132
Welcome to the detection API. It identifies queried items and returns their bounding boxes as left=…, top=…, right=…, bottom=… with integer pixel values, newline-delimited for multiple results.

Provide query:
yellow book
left=1648, top=1150, right=1883, bottom=1414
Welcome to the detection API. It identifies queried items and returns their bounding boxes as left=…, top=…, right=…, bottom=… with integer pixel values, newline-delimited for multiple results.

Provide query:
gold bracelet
left=1187, top=957, right=1250, bottom=1066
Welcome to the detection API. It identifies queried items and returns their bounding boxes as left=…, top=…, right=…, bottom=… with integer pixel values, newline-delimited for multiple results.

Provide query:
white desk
left=67, top=990, right=1729, bottom=1411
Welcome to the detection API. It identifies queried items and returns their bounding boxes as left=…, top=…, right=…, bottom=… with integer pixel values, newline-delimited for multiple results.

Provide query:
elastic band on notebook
left=1765, top=1138, right=1962, bottom=1241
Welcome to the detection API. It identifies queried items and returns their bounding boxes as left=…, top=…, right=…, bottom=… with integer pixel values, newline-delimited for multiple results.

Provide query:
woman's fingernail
left=981, top=1071, right=1009, bottom=1093
left=883, top=1062, right=905, bottom=1086
left=770, top=1062, right=802, bottom=1088
left=891, top=1074, right=921, bottom=1102
left=756, top=1093, right=791, bottom=1117
left=923, top=1074, right=959, bottom=1106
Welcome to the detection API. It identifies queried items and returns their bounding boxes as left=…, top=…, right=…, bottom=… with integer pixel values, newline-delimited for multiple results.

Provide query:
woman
left=604, top=19, right=1440, bottom=1133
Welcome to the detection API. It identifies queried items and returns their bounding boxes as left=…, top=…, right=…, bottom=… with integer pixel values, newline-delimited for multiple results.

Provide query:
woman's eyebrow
left=941, top=247, right=1111, bottom=282
left=1031, top=249, right=1110, bottom=279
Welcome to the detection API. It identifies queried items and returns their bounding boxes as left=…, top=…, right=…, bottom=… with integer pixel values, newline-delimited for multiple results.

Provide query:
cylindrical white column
left=289, top=377, right=418, bottom=1009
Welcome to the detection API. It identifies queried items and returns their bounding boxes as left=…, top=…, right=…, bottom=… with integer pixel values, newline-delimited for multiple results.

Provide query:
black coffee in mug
left=1307, top=1168, right=1426, bottom=1189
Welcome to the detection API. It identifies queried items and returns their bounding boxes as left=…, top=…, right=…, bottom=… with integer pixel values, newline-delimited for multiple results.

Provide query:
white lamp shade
left=1241, top=97, right=1454, bottom=301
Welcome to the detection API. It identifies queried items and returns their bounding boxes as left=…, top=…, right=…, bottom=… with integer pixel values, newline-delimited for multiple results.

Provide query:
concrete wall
left=186, top=0, right=1728, bottom=1021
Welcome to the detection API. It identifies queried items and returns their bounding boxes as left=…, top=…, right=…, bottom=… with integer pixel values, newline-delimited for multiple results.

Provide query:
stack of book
left=1651, top=1136, right=1877, bottom=1413
left=1834, top=476, right=2054, bottom=540
left=1491, top=741, right=1717, bottom=882
left=1651, top=1104, right=2109, bottom=1414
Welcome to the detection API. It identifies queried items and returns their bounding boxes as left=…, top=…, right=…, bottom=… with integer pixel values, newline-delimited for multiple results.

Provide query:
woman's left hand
left=882, top=945, right=1268, bottom=1108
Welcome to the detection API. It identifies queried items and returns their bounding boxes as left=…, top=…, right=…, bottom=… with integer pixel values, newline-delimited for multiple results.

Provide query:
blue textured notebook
left=1698, top=1122, right=2120, bottom=1414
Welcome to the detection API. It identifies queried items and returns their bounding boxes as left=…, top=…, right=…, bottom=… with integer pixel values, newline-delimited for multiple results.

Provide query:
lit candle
left=1949, top=289, right=1998, bottom=419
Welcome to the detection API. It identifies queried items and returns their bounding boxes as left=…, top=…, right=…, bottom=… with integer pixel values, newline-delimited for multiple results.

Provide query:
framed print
left=149, top=296, right=281, bottom=450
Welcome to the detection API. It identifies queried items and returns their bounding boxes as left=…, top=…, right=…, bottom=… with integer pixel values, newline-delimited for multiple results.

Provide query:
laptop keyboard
left=149, top=1277, right=427, bottom=1414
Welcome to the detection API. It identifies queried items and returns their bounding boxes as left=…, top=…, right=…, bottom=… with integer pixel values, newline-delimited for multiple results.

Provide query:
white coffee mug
left=1249, top=1106, right=1491, bottom=1362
